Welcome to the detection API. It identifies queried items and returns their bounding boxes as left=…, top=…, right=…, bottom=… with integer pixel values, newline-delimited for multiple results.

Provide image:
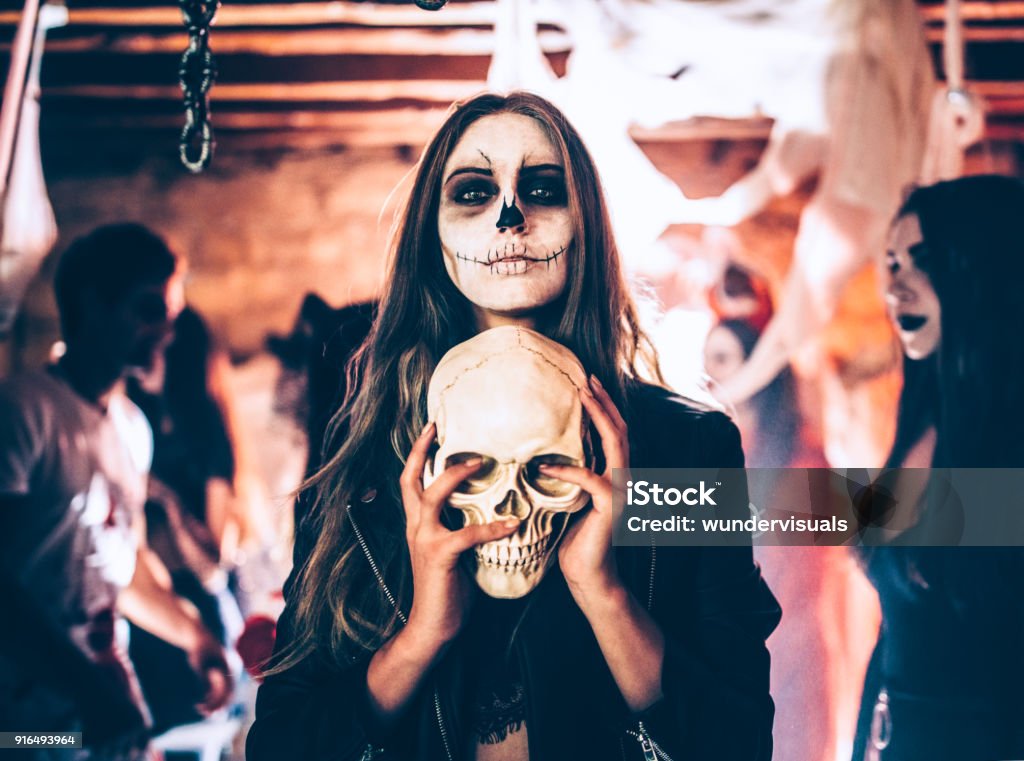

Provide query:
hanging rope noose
left=178, top=0, right=219, bottom=173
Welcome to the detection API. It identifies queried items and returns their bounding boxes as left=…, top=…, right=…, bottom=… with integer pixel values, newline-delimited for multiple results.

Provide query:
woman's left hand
left=542, top=375, right=629, bottom=602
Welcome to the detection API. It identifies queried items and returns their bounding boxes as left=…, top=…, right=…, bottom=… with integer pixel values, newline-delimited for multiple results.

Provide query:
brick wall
left=14, top=144, right=417, bottom=366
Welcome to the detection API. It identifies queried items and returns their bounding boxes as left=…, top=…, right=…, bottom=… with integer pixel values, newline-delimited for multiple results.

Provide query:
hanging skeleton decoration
left=425, top=326, right=591, bottom=598
left=0, top=0, right=64, bottom=337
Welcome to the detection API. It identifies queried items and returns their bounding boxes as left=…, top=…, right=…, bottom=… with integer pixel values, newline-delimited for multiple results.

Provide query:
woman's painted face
left=885, top=213, right=941, bottom=360
left=438, top=113, right=573, bottom=316
left=703, top=325, right=746, bottom=384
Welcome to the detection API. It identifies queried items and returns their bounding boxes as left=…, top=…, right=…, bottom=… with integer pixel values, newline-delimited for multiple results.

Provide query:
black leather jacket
left=247, top=384, right=781, bottom=761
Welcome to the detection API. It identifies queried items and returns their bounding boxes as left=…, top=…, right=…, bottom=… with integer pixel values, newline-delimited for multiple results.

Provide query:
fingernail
left=502, top=518, right=520, bottom=528
left=590, top=375, right=603, bottom=389
left=421, top=421, right=434, bottom=434
left=464, top=457, right=482, bottom=467
left=538, top=464, right=553, bottom=471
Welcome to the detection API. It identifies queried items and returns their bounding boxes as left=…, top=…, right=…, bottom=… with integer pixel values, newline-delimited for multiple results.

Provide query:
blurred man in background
left=0, top=223, right=232, bottom=759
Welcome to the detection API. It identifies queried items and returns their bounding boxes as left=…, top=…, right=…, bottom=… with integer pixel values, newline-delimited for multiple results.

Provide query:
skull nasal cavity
left=496, top=198, right=525, bottom=230
left=495, top=489, right=530, bottom=520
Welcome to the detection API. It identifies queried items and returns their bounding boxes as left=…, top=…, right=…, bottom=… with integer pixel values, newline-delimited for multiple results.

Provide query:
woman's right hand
left=398, top=422, right=520, bottom=652
left=367, top=423, right=519, bottom=721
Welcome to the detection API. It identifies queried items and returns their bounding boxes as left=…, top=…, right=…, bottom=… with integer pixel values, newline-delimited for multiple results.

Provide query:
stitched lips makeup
left=455, top=243, right=568, bottom=276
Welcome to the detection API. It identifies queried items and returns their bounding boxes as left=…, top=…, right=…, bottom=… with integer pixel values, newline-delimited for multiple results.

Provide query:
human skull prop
left=425, top=326, right=591, bottom=598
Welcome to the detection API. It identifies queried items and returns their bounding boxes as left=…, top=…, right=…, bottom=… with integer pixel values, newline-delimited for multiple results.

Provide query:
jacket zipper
left=624, top=722, right=675, bottom=761
left=347, top=504, right=407, bottom=626
left=433, top=688, right=455, bottom=761
left=646, top=538, right=656, bottom=611
left=621, top=542, right=670, bottom=761
left=347, top=505, right=456, bottom=761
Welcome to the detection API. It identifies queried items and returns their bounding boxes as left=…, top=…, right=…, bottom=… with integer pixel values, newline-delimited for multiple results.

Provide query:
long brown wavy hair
left=272, top=91, right=662, bottom=672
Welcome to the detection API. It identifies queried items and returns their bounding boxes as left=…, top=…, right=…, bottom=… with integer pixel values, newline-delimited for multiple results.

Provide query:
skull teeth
left=475, top=537, right=549, bottom=572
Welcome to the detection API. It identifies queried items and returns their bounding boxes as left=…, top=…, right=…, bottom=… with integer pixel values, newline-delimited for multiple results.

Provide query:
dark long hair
left=274, top=92, right=662, bottom=671
left=163, top=308, right=233, bottom=467
left=886, top=175, right=1024, bottom=469
left=867, top=176, right=1024, bottom=602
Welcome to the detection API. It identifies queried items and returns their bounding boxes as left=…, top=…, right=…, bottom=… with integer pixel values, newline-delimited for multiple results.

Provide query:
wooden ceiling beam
left=45, top=108, right=449, bottom=146
left=42, top=79, right=485, bottom=102
left=40, top=108, right=776, bottom=145
left=6, top=17, right=1023, bottom=53
left=0, top=1, right=565, bottom=29
left=41, top=77, right=1024, bottom=106
left=41, top=107, right=1024, bottom=146
left=11, top=23, right=1020, bottom=55
left=973, top=80, right=1024, bottom=97
left=925, top=25, right=1024, bottom=42
left=984, top=97, right=1024, bottom=114
left=918, top=2, right=1024, bottom=22
left=2, top=26, right=568, bottom=56
left=3, top=1, right=1020, bottom=31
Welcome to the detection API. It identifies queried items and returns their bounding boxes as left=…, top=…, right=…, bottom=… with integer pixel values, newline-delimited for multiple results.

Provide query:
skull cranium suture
left=425, top=326, right=591, bottom=598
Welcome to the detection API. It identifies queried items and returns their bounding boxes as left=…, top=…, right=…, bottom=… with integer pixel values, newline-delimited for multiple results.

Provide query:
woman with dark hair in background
left=132, top=307, right=246, bottom=556
left=247, top=91, right=779, bottom=761
left=126, top=306, right=247, bottom=730
left=853, top=175, right=1024, bottom=760
left=704, top=318, right=801, bottom=469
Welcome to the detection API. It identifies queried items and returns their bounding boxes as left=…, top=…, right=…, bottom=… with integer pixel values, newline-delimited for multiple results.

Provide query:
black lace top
left=464, top=595, right=529, bottom=745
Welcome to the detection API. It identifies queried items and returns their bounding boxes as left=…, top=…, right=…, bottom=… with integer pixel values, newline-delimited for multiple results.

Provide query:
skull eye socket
left=524, top=454, right=579, bottom=497
left=445, top=452, right=499, bottom=494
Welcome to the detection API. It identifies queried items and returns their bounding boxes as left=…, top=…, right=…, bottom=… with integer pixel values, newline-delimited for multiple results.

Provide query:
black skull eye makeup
left=519, top=176, right=567, bottom=207
left=450, top=178, right=498, bottom=206
left=444, top=165, right=567, bottom=210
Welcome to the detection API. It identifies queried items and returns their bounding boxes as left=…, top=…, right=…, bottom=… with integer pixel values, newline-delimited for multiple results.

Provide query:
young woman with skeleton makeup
left=248, top=92, right=779, bottom=761
left=853, top=175, right=1024, bottom=761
